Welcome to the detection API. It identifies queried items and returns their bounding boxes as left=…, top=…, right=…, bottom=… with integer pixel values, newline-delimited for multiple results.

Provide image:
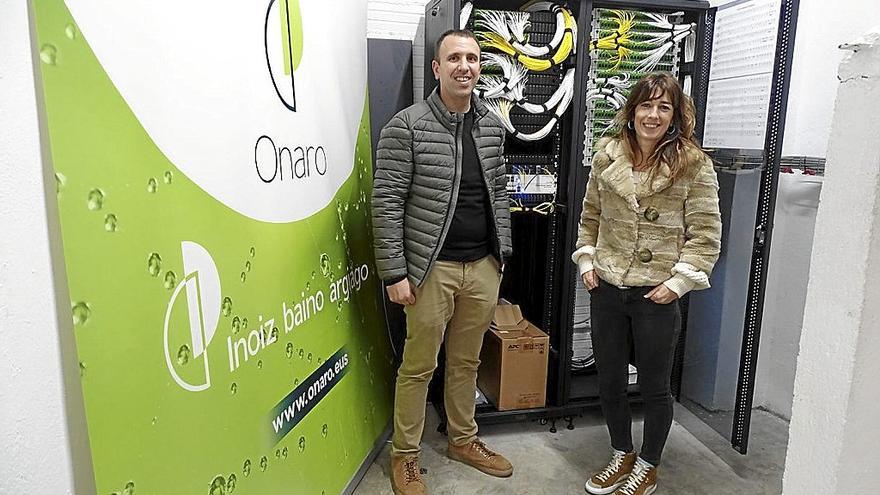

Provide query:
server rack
left=417, top=0, right=797, bottom=454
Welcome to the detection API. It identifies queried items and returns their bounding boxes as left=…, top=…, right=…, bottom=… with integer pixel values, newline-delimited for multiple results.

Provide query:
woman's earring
left=667, top=124, right=677, bottom=135
left=627, top=120, right=635, bottom=131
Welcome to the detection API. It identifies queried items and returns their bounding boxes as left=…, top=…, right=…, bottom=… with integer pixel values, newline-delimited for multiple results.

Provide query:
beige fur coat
left=572, top=137, right=722, bottom=296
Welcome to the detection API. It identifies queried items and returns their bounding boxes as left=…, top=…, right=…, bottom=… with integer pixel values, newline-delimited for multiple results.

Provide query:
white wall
left=0, top=1, right=93, bottom=493
left=783, top=0, right=880, bottom=158
left=367, top=0, right=432, bottom=102
left=782, top=27, right=880, bottom=494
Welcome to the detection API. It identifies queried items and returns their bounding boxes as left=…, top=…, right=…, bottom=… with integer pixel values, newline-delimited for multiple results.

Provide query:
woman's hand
left=582, top=270, right=599, bottom=290
left=645, top=284, right=678, bottom=304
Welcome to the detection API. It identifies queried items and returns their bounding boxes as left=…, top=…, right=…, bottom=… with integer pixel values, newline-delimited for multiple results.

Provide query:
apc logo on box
left=264, top=0, right=303, bottom=111
left=163, top=242, right=222, bottom=392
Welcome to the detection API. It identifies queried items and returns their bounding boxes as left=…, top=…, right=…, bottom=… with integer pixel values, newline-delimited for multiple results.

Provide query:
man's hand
left=386, top=279, right=416, bottom=306
left=582, top=270, right=599, bottom=290
left=645, top=284, right=678, bottom=304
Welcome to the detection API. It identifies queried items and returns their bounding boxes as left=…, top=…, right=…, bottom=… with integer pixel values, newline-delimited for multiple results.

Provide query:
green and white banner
left=33, top=0, right=394, bottom=493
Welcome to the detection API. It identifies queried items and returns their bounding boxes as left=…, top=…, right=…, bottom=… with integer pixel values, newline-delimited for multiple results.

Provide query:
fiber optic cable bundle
left=473, top=3, right=576, bottom=72
left=467, top=2, right=578, bottom=143
left=474, top=53, right=529, bottom=99
left=589, top=10, right=634, bottom=69
left=582, top=9, right=695, bottom=154
left=634, top=12, right=696, bottom=72
left=484, top=68, right=576, bottom=141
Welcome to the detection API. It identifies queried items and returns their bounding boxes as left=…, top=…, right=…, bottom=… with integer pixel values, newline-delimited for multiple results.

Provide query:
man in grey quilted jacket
left=371, top=29, right=513, bottom=495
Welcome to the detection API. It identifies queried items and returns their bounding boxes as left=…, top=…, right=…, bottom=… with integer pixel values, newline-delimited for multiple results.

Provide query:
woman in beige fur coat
left=574, top=73, right=722, bottom=495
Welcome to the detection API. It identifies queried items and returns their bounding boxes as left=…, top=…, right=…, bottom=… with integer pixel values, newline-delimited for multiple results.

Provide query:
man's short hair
left=433, top=29, right=480, bottom=61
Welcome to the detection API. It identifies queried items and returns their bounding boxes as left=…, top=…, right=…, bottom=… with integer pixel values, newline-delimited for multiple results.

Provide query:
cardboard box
left=477, top=305, right=549, bottom=411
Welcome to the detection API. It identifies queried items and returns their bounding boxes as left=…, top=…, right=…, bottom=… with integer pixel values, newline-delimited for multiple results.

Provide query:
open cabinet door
left=678, top=0, right=799, bottom=454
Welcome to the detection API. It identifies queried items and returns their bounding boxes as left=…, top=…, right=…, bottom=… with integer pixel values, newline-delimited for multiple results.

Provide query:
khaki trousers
left=391, top=255, right=501, bottom=454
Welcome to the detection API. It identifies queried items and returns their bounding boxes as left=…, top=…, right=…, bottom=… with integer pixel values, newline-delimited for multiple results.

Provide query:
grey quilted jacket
left=371, top=89, right=513, bottom=286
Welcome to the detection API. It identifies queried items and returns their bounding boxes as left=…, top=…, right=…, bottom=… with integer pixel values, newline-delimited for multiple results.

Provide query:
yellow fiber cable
left=589, top=10, right=633, bottom=69
left=477, top=8, right=575, bottom=72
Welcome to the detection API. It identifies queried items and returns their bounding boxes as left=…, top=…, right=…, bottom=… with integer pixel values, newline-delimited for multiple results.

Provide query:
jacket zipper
left=424, top=118, right=462, bottom=282
left=473, top=122, right=501, bottom=263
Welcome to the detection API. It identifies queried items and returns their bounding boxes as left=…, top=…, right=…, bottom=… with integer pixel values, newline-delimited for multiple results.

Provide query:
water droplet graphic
left=209, top=475, right=226, bottom=495
left=147, top=253, right=162, bottom=277
left=337, top=301, right=343, bottom=312
left=222, top=297, right=232, bottom=317
left=317, top=357, right=323, bottom=364
left=322, top=423, right=328, bottom=437
left=164, top=271, right=177, bottom=290
left=230, top=382, right=237, bottom=395
left=87, top=188, right=104, bottom=211
left=257, top=360, right=263, bottom=369
left=282, top=446, right=289, bottom=458
left=79, top=361, right=86, bottom=377
left=271, top=327, right=279, bottom=341
left=320, top=253, right=331, bottom=277
left=298, top=436, right=306, bottom=453
left=147, top=178, right=158, bottom=193
left=55, top=172, right=66, bottom=193
left=240, top=272, right=246, bottom=283
left=123, top=481, right=135, bottom=495
left=64, top=23, right=77, bottom=40
left=163, top=171, right=173, bottom=184
left=242, top=459, right=251, bottom=477
left=260, top=456, right=268, bottom=472
left=242, top=317, right=249, bottom=330
left=249, top=246, right=256, bottom=258
left=245, top=261, right=251, bottom=273
left=286, top=342, right=294, bottom=358
left=104, top=213, right=118, bottom=232
left=177, top=344, right=190, bottom=365
left=71, top=301, right=90, bottom=325
left=335, top=315, right=340, bottom=323
left=335, top=233, right=339, bottom=241
left=305, top=282, right=311, bottom=292
left=307, top=352, right=313, bottom=362
left=232, top=316, right=241, bottom=333
left=227, top=474, right=237, bottom=493
left=298, top=348, right=304, bottom=359
left=151, top=416, right=158, bottom=426
left=40, top=44, right=57, bottom=65
left=294, top=378, right=300, bottom=386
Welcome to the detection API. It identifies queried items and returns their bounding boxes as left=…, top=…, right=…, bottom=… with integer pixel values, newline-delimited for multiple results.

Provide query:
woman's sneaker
left=585, top=450, right=637, bottom=494
left=613, top=458, right=657, bottom=495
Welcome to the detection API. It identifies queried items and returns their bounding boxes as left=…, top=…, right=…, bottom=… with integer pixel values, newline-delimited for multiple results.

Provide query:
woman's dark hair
left=614, top=72, right=702, bottom=181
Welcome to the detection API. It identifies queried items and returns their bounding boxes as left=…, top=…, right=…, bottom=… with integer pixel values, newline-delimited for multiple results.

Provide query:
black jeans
left=590, top=278, right=681, bottom=466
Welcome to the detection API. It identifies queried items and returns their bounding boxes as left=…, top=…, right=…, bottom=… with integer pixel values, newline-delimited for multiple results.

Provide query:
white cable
left=475, top=5, right=572, bottom=58
left=635, top=28, right=693, bottom=72
left=508, top=68, right=575, bottom=114
left=477, top=53, right=528, bottom=98
left=460, top=2, right=474, bottom=28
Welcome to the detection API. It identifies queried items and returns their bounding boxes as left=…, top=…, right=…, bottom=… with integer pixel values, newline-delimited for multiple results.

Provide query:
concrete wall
left=782, top=1, right=880, bottom=158
left=0, top=2, right=93, bottom=493
left=783, top=27, right=880, bottom=494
